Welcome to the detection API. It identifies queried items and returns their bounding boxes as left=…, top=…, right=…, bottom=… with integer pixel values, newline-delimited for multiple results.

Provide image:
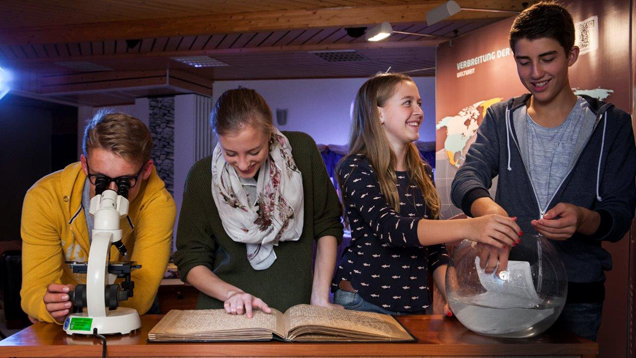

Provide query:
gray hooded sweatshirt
left=451, top=94, right=635, bottom=303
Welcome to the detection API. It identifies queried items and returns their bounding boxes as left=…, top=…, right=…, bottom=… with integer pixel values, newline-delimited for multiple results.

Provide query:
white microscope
left=63, top=178, right=141, bottom=335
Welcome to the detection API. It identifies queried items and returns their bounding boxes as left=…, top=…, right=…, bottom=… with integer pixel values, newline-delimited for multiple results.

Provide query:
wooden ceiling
left=0, top=0, right=532, bottom=106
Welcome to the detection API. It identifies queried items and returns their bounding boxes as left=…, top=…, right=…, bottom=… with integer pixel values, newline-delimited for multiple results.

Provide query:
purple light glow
left=0, top=67, right=11, bottom=100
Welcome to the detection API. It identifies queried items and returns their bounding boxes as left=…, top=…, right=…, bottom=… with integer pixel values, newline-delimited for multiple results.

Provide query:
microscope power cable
left=92, top=328, right=107, bottom=358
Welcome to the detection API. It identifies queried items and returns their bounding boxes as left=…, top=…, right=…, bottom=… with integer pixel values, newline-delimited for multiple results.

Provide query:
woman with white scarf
left=174, top=88, right=343, bottom=317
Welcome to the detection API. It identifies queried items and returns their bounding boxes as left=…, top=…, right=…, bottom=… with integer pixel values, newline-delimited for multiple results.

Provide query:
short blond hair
left=82, top=110, right=153, bottom=164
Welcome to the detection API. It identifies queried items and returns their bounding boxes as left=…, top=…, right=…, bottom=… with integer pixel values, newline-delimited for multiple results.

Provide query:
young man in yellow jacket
left=21, top=111, right=176, bottom=324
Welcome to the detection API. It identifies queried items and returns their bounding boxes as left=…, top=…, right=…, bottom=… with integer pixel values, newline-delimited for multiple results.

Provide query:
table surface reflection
left=0, top=314, right=598, bottom=357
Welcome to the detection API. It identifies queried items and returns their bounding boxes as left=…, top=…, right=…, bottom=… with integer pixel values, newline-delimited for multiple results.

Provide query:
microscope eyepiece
left=94, top=175, right=111, bottom=195
left=117, top=179, right=131, bottom=198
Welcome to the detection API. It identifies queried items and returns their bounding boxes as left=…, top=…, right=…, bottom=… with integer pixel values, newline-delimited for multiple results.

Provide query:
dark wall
left=0, top=94, right=77, bottom=242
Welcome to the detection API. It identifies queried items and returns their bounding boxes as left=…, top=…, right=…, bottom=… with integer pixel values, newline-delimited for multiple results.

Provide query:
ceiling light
left=367, top=1, right=522, bottom=42
left=427, top=0, right=521, bottom=26
left=171, top=56, right=229, bottom=68
left=365, top=22, right=442, bottom=42
left=426, top=0, right=461, bottom=26
left=365, top=22, right=393, bottom=42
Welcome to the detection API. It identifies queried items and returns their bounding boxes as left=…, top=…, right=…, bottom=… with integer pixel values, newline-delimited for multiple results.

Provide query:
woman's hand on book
left=224, top=290, right=272, bottom=318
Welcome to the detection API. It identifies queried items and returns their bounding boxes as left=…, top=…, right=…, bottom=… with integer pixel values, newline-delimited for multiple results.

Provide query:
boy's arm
left=470, top=197, right=509, bottom=217
left=20, top=188, right=65, bottom=324
left=122, top=189, right=176, bottom=314
left=450, top=108, right=514, bottom=275
left=451, top=107, right=503, bottom=216
left=582, top=116, right=635, bottom=242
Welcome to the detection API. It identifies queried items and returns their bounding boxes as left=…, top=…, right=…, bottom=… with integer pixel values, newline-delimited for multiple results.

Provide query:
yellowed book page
left=148, top=310, right=182, bottom=336
left=283, top=304, right=411, bottom=340
left=157, top=309, right=286, bottom=338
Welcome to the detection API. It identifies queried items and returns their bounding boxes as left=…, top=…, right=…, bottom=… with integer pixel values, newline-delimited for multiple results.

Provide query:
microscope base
left=63, top=307, right=141, bottom=335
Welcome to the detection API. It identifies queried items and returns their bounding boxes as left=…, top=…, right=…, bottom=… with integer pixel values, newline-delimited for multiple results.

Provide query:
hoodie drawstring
left=596, top=113, right=606, bottom=202
left=505, top=107, right=512, bottom=171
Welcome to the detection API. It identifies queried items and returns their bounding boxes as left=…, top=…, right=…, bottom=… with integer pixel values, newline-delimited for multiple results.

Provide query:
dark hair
left=83, top=109, right=152, bottom=164
left=509, top=1, right=575, bottom=54
left=211, top=88, right=273, bottom=136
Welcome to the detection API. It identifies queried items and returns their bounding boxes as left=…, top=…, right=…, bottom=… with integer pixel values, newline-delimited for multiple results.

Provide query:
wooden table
left=0, top=315, right=598, bottom=357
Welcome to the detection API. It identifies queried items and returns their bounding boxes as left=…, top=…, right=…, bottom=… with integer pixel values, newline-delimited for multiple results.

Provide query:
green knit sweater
left=174, top=131, right=343, bottom=312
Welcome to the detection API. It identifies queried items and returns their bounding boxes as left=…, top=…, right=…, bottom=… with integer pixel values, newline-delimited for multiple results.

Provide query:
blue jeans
left=333, top=289, right=408, bottom=315
left=552, top=302, right=603, bottom=341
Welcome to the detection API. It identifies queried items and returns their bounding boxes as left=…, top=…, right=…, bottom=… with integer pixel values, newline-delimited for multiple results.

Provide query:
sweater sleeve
left=590, top=113, right=636, bottom=242
left=451, top=106, right=502, bottom=216
left=303, top=134, right=344, bottom=242
left=20, top=186, right=64, bottom=324
left=120, top=181, right=176, bottom=315
left=423, top=165, right=449, bottom=271
left=174, top=158, right=218, bottom=283
left=339, top=156, right=421, bottom=248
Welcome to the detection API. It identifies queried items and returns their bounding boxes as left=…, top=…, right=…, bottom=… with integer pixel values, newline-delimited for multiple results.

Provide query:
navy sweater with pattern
left=332, top=154, right=449, bottom=313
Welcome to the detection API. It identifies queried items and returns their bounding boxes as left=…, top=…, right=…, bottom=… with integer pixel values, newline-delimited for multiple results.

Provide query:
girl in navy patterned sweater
left=332, top=73, right=522, bottom=315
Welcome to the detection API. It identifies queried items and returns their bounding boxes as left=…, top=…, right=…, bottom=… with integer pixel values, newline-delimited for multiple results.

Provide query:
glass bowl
left=446, top=235, right=567, bottom=338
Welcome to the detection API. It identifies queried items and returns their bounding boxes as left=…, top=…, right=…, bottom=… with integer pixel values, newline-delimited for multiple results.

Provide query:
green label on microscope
left=69, top=317, right=93, bottom=331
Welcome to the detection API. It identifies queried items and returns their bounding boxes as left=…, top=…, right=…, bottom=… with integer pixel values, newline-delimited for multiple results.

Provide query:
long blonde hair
left=339, top=73, right=440, bottom=218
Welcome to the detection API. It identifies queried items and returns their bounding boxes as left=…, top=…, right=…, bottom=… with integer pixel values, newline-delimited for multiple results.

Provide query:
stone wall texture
left=149, top=97, right=174, bottom=195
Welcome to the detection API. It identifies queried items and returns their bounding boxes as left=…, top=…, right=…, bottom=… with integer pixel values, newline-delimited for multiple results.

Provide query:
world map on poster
left=435, top=98, right=503, bottom=168
left=435, top=88, right=613, bottom=168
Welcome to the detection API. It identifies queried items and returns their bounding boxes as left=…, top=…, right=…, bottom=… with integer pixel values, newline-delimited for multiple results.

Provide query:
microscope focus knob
left=69, top=284, right=87, bottom=309
left=105, top=284, right=121, bottom=310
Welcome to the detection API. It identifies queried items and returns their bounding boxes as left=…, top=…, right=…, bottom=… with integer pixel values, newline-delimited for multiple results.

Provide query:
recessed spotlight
left=171, top=56, right=229, bottom=68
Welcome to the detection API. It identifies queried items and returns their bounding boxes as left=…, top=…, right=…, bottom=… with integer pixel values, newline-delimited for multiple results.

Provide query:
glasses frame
left=85, top=160, right=146, bottom=189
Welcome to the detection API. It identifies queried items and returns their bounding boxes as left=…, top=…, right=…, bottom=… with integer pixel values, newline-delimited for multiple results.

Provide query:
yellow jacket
left=21, top=162, right=176, bottom=323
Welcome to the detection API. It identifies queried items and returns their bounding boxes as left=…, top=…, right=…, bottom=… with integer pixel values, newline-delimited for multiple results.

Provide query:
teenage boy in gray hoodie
left=451, top=2, right=635, bottom=341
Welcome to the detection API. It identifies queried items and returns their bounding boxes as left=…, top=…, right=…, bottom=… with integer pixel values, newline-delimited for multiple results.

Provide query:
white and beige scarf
left=211, top=128, right=304, bottom=270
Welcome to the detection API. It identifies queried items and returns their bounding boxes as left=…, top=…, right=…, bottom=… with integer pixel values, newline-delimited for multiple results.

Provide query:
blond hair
left=82, top=109, right=153, bottom=164
left=340, top=73, right=440, bottom=218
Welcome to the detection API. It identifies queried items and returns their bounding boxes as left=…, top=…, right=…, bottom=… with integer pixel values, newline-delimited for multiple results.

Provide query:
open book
left=148, top=304, right=415, bottom=342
